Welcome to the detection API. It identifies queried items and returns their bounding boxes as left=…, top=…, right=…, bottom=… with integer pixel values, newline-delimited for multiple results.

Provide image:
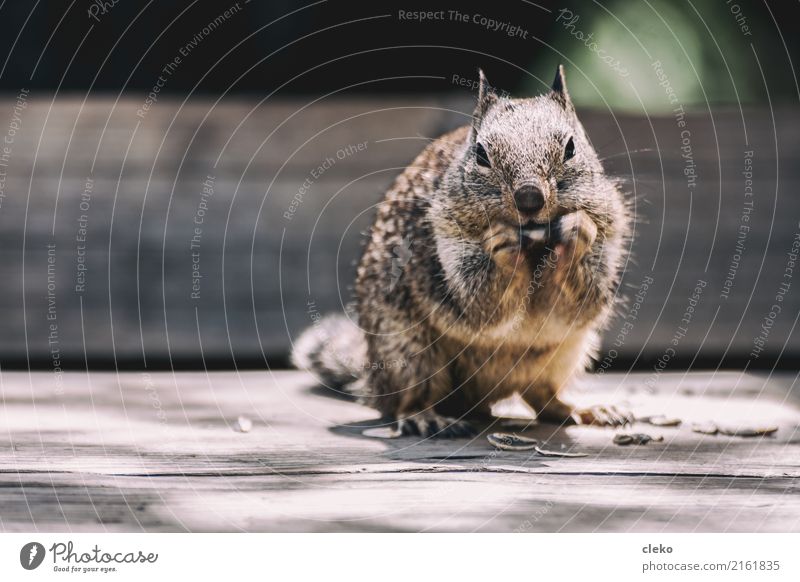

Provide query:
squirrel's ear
left=551, top=65, right=574, bottom=109
left=472, top=69, right=498, bottom=137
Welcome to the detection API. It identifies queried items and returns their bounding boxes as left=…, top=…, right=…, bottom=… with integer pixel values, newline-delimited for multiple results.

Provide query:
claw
left=448, top=420, right=477, bottom=438
left=574, top=405, right=634, bottom=427
left=396, top=412, right=475, bottom=439
left=607, top=406, right=629, bottom=426
left=397, top=418, right=419, bottom=436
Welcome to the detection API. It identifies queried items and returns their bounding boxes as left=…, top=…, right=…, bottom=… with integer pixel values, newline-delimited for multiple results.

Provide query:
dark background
left=0, top=0, right=797, bottom=101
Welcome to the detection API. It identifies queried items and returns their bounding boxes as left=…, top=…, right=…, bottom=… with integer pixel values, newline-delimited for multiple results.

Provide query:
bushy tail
left=291, top=314, right=367, bottom=391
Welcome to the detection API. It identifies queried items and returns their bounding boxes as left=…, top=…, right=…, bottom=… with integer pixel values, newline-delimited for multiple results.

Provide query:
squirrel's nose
left=513, top=184, right=546, bottom=215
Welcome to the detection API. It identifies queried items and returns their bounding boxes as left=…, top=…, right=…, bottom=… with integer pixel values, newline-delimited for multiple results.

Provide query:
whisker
left=598, top=148, right=655, bottom=162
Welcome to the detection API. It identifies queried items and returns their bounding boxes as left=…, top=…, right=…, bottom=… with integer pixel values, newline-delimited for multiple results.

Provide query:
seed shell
left=691, top=422, right=719, bottom=435
left=613, top=433, right=663, bottom=446
left=646, top=415, right=682, bottom=427
left=613, top=434, right=634, bottom=445
left=717, top=425, right=778, bottom=437
left=487, top=432, right=538, bottom=451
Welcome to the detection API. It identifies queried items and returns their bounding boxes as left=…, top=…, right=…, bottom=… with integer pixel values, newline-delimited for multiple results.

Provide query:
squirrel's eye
left=475, top=142, right=491, bottom=168
left=564, top=137, right=576, bottom=161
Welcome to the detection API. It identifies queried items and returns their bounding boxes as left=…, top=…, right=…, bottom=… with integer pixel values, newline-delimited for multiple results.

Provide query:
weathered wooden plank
left=0, top=371, right=798, bottom=532
left=2, top=472, right=797, bottom=533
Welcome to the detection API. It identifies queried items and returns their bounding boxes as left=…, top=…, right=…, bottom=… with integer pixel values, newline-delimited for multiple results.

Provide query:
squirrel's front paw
left=555, top=210, right=597, bottom=259
left=483, top=222, right=523, bottom=270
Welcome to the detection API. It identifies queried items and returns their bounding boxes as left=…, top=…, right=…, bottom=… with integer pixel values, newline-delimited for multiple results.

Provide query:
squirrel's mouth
left=519, top=220, right=556, bottom=247
left=519, top=218, right=548, bottom=229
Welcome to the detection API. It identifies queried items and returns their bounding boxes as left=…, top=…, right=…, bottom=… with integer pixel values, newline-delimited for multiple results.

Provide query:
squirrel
left=293, top=66, right=632, bottom=438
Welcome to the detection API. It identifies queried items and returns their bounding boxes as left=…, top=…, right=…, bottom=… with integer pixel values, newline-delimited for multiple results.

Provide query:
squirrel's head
left=440, top=66, right=614, bottom=238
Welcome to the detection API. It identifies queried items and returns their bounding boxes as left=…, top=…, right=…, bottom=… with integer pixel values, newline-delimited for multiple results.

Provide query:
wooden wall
left=0, top=95, right=797, bottom=368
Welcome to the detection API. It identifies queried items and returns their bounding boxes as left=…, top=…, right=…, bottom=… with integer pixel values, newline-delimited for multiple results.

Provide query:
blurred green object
left=526, top=0, right=776, bottom=112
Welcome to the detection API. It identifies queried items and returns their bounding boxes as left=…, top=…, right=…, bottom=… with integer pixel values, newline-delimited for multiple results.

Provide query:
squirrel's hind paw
left=395, top=411, right=476, bottom=439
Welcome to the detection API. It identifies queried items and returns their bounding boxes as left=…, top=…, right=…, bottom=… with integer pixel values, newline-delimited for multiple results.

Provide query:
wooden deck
left=1, top=370, right=798, bottom=532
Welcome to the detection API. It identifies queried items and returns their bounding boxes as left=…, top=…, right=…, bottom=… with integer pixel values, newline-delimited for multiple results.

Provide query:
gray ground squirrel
left=293, top=66, right=632, bottom=438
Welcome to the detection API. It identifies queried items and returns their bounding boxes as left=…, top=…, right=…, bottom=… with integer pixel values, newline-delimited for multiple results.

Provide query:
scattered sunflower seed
left=235, top=415, right=252, bottom=433
left=643, top=415, right=682, bottom=427
left=487, top=432, right=538, bottom=451
left=613, top=433, right=663, bottom=446
left=717, top=425, right=778, bottom=437
left=613, top=434, right=633, bottom=445
left=691, top=422, right=719, bottom=435
left=486, top=433, right=588, bottom=456
left=533, top=445, right=588, bottom=458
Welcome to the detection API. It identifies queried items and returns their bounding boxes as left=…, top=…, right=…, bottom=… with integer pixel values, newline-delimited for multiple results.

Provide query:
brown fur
left=293, top=67, right=631, bottom=437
